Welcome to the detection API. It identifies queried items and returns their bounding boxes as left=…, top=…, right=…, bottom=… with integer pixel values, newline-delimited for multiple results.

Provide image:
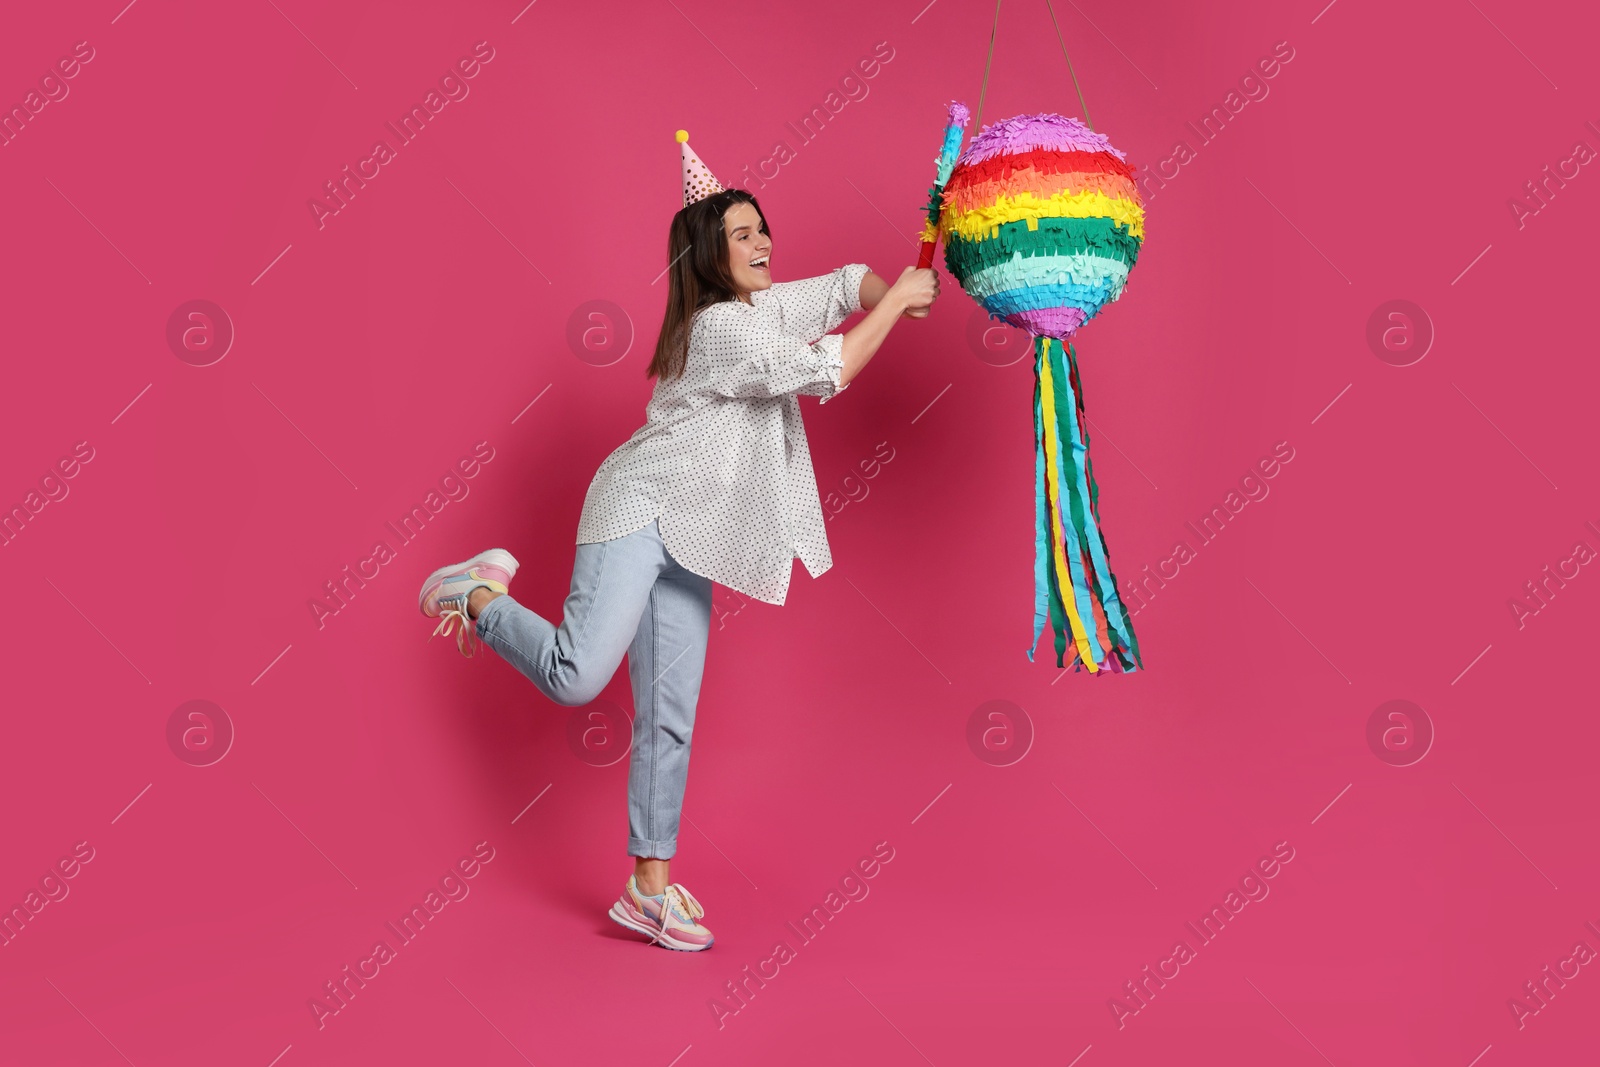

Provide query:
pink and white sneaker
left=418, top=549, right=519, bottom=657
left=609, top=875, right=715, bottom=951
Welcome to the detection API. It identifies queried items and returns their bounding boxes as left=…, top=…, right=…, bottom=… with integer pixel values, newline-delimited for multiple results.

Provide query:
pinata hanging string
left=974, top=0, right=1003, bottom=132
left=973, top=0, right=1095, bottom=132
left=1044, top=0, right=1092, bottom=129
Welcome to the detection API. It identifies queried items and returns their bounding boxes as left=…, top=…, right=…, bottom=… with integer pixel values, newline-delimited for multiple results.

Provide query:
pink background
left=2, top=0, right=1597, bottom=1063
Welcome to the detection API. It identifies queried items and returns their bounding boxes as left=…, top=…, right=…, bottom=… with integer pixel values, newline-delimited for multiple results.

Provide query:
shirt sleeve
left=694, top=301, right=856, bottom=405
left=763, top=263, right=871, bottom=341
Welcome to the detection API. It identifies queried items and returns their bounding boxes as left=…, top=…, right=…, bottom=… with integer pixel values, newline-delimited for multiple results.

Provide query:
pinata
left=920, top=106, right=1146, bottom=674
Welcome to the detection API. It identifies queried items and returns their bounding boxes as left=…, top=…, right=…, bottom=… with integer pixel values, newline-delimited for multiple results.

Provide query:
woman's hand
left=837, top=266, right=942, bottom=390
left=889, top=266, right=939, bottom=318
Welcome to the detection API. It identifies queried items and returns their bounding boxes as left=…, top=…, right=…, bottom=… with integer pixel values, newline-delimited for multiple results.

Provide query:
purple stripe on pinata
left=960, top=113, right=1126, bottom=165
left=1006, top=306, right=1088, bottom=340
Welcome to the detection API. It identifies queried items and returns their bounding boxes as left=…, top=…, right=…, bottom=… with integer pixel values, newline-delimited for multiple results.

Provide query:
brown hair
left=647, top=189, right=769, bottom=381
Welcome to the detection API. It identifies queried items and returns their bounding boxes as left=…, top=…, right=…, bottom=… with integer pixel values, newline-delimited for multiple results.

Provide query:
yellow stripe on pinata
left=941, top=189, right=1146, bottom=242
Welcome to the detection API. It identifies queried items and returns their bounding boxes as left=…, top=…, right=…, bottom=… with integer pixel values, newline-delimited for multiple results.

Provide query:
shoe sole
left=607, top=901, right=714, bottom=952
left=418, top=548, right=520, bottom=613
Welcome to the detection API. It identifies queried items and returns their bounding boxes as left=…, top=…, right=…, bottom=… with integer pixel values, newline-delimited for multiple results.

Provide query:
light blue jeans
left=474, top=518, right=711, bottom=860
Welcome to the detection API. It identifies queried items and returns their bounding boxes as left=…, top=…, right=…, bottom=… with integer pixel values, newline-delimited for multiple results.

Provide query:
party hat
left=677, top=129, right=724, bottom=206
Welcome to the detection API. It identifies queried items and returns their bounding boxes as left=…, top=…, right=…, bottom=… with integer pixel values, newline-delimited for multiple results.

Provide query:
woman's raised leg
left=470, top=520, right=669, bottom=707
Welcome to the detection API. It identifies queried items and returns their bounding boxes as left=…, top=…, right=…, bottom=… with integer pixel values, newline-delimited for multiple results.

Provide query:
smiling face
left=722, top=201, right=771, bottom=299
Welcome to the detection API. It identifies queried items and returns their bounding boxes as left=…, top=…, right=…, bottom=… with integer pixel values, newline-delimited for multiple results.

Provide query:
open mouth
left=749, top=256, right=769, bottom=271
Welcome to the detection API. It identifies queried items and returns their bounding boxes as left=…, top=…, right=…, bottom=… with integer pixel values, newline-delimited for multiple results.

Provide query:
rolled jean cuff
left=629, top=836, right=678, bottom=860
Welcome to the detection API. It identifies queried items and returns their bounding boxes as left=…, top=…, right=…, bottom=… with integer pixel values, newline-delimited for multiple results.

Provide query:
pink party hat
left=676, top=129, right=724, bottom=206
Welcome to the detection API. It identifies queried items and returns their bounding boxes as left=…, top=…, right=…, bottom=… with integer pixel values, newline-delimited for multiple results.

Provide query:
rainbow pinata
left=934, top=112, right=1144, bottom=340
left=919, top=107, right=1146, bottom=675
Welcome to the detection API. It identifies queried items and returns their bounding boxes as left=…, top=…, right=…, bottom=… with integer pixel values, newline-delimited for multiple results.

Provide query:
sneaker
left=418, top=549, right=519, bottom=657
left=608, top=875, right=715, bottom=951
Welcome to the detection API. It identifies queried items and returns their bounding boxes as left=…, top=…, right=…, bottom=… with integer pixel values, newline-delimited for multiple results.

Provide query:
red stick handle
left=916, top=239, right=937, bottom=270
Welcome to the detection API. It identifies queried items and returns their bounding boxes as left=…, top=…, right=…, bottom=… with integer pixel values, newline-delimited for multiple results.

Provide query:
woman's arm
left=858, top=270, right=930, bottom=319
left=698, top=266, right=938, bottom=403
left=858, top=271, right=891, bottom=311
left=839, top=267, right=939, bottom=388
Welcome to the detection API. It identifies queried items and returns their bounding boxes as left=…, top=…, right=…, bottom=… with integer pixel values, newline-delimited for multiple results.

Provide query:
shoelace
left=639, top=882, right=706, bottom=947
left=667, top=883, right=705, bottom=920
left=660, top=883, right=704, bottom=927
left=430, top=597, right=479, bottom=657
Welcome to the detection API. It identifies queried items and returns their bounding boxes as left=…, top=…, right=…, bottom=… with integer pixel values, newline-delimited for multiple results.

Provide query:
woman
left=417, top=132, right=938, bottom=951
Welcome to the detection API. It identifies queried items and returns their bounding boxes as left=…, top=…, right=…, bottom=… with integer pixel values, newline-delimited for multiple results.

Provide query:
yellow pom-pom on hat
left=676, top=128, right=724, bottom=207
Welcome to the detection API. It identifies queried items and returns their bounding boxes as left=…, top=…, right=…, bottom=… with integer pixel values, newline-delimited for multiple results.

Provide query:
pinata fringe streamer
left=1028, top=336, right=1142, bottom=672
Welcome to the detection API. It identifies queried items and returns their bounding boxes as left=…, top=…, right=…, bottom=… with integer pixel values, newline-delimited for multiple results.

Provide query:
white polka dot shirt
left=576, top=263, right=871, bottom=606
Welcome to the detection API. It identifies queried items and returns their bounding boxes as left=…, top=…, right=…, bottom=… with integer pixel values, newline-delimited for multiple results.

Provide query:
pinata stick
left=916, top=102, right=971, bottom=269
